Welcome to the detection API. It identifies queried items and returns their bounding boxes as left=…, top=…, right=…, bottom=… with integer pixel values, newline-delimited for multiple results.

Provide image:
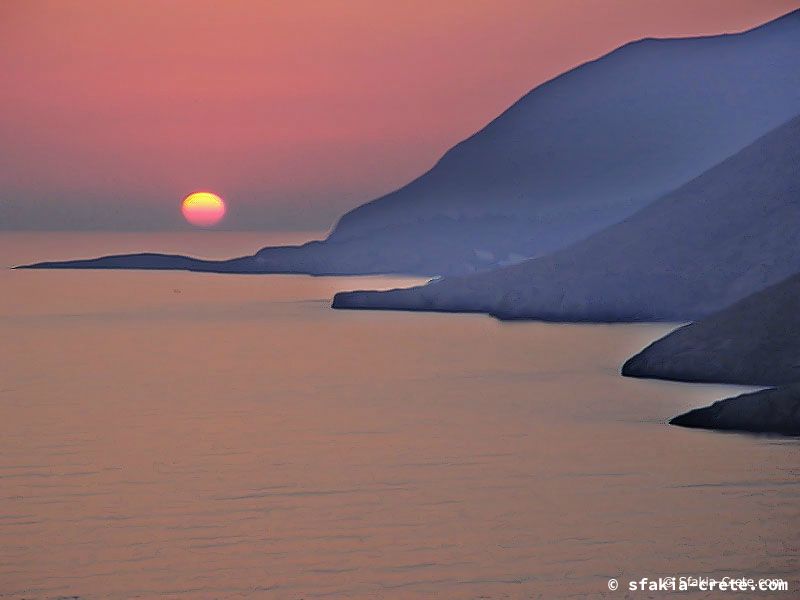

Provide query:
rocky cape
left=623, top=274, right=800, bottom=386
left=18, top=9, right=800, bottom=276
left=333, top=113, right=800, bottom=322
left=670, top=385, right=800, bottom=436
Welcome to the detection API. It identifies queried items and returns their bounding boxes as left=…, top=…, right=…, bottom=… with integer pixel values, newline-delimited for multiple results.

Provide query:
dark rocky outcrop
left=623, top=274, right=800, bottom=385
left=19, top=9, right=800, bottom=276
left=670, top=385, right=800, bottom=435
left=333, top=112, right=800, bottom=321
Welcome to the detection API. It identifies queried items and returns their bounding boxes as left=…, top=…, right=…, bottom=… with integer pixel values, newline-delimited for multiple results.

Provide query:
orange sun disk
left=181, top=192, right=226, bottom=227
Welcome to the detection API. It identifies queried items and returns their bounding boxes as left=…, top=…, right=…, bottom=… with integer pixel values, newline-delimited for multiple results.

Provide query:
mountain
left=20, top=9, right=800, bottom=276
left=670, top=385, right=800, bottom=436
left=622, top=274, right=800, bottom=385
left=333, top=112, right=800, bottom=321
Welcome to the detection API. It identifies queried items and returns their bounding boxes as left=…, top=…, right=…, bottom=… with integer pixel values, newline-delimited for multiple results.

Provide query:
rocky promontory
left=671, top=385, right=800, bottom=435
left=622, top=273, right=800, bottom=385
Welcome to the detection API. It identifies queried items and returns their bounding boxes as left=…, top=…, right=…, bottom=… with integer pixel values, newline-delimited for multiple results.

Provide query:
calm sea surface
left=1, top=232, right=798, bottom=599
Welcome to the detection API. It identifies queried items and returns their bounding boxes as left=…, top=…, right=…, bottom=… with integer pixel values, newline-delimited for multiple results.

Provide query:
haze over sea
left=2, top=232, right=798, bottom=599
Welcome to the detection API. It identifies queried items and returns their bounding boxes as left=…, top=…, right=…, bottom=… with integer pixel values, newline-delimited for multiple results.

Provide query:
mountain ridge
left=333, top=112, right=800, bottom=321
left=18, top=8, right=800, bottom=276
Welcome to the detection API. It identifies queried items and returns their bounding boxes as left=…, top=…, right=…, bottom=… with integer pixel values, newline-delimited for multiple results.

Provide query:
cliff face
left=334, top=113, right=800, bottom=321
left=21, top=9, right=800, bottom=276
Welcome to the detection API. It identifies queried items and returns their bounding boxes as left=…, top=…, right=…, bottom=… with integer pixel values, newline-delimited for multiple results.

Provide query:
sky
left=1, top=0, right=799, bottom=231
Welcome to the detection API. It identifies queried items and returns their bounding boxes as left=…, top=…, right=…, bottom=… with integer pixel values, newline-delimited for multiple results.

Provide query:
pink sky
left=1, top=0, right=798, bottom=230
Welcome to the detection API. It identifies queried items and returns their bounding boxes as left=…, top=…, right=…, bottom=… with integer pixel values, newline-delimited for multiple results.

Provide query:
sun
left=181, top=192, right=226, bottom=227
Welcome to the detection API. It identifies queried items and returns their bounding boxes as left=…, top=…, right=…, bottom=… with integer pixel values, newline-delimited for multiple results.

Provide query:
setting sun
left=181, top=192, right=226, bottom=227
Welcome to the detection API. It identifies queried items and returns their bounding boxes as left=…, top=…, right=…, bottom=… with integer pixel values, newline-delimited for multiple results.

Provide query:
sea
left=1, top=231, right=797, bottom=599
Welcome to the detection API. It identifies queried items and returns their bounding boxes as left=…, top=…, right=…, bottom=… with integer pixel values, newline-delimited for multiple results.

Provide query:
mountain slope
left=20, top=9, right=800, bottom=276
left=328, top=8, right=800, bottom=247
left=622, top=274, right=800, bottom=385
left=334, top=113, right=800, bottom=321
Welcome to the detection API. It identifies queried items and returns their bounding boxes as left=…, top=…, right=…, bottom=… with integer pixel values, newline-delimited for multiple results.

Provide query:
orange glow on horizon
left=2, top=1, right=798, bottom=229
left=181, top=192, right=226, bottom=227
